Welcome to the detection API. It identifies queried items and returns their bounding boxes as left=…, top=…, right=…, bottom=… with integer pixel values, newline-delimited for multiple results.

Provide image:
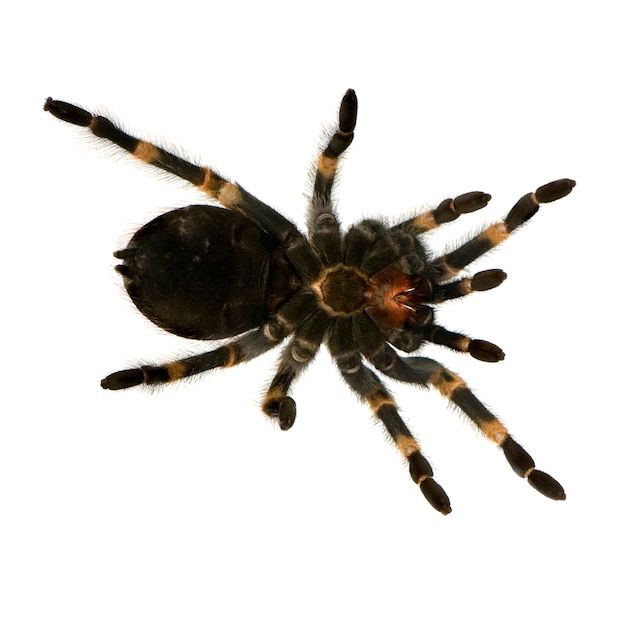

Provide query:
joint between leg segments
left=133, top=140, right=161, bottom=163
left=165, top=361, right=188, bottom=382
left=482, top=421, right=509, bottom=444
left=483, top=222, right=510, bottom=246
left=395, top=434, right=420, bottom=458
left=428, top=367, right=466, bottom=398
left=217, top=182, right=243, bottom=208
left=367, top=394, right=397, bottom=413
left=199, top=166, right=228, bottom=197
left=317, top=153, right=339, bottom=179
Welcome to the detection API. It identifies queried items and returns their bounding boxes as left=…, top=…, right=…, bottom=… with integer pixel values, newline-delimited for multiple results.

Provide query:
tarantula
left=44, top=90, right=573, bottom=514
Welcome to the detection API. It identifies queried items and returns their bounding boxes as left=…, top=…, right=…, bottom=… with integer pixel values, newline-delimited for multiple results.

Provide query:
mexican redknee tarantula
left=45, top=89, right=573, bottom=514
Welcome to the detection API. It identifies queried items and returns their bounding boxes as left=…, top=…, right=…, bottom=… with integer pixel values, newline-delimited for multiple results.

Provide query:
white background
left=2, top=1, right=624, bottom=624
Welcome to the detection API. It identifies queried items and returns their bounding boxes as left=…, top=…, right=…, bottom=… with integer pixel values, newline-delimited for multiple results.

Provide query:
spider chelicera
left=45, top=90, right=573, bottom=514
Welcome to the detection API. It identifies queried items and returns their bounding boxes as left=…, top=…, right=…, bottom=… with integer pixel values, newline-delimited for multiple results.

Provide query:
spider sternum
left=313, top=264, right=371, bottom=316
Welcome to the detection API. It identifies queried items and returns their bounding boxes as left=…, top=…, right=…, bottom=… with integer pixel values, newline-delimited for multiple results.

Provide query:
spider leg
left=430, top=269, right=507, bottom=303
left=425, top=325, right=505, bottom=362
left=433, top=179, right=576, bottom=281
left=44, top=98, right=321, bottom=281
left=262, top=310, right=331, bottom=430
left=101, top=290, right=316, bottom=390
left=359, top=229, right=417, bottom=277
left=101, top=327, right=276, bottom=390
left=343, top=219, right=423, bottom=278
left=352, top=313, right=565, bottom=501
left=392, top=356, right=565, bottom=500
left=343, top=220, right=388, bottom=267
left=396, top=191, right=492, bottom=235
left=387, top=271, right=508, bottom=354
left=308, top=89, right=357, bottom=265
left=387, top=270, right=508, bottom=352
left=327, top=317, right=452, bottom=514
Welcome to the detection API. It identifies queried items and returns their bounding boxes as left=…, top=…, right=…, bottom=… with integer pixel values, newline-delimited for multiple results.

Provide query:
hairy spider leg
left=386, top=355, right=566, bottom=501
left=307, top=89, right=358, bottom=265
left=100, top=290, right=317, bottom=390
left=327, top=317, right=452, bottom=514
left=43, top=97, right=321, bottom=282
left=350, top=312, right=566, bottom=502
left=360, top=181, right=573, bottom=358
left=343, top=219, right=506, bottom=362
left=423, top=325, right=505, bottom=362
left=365, top=291, right=506, bottom=361
left=433, top=179, right=575, bottom=281
left=343, top=220, right=389, bottom=268
left=359, top=228, right=417, bottom=277
left=262, top=308, right=332, bottom=430
left=430, top=269, right=508, bottom=303
left=397, top=190, right=492, bottom=235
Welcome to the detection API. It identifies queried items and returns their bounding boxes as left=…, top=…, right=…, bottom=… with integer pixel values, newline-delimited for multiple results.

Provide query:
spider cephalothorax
left=44, top=90, right=574, bottom=514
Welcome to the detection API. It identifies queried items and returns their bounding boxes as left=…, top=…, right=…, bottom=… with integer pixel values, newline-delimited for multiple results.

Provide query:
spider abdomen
left=115, top=205, right=300, bottom=339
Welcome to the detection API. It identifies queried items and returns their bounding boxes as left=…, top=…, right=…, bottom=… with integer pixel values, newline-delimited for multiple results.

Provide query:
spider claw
left=471, top=269, right=507, bottom=292
left=44, top=97, right=93, bottom=127
left=468, top=339, right=505, bottom=362
left=534, top=179, right=576, bottom=203
left=339, top=89, right=358, bottom=133
left=264, top=396, right=297, bottom=430
left=101, top=368, right=145, bottom=390
left=527, top=469, right=566, bottom=501
left=278, top=397, right=297, bottom=430
left=420, top=478, right=452, bottom=515
left=453, top=191, right=492, bottom=214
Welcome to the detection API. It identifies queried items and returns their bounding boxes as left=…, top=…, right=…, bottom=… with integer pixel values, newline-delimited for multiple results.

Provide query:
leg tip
left=44, top=98, right=93, bottom=126
left=469, top=339, right=505, bottom=362
left=339, top=89, right=358, bottom=133
left=263, top=396, right=297, bottom=431
left=420, top=478, right=452, bottom=515
left=101, top=368, right=145, bottom=390
left=528, top=469, right=567, bottom=500
left=535, top=179, right=576, bottom=203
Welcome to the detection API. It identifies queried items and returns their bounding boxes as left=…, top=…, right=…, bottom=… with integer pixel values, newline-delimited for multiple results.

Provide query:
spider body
left=116, top=205, right=301, bottom=339
left=45, top=91, right=574, bottom=514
